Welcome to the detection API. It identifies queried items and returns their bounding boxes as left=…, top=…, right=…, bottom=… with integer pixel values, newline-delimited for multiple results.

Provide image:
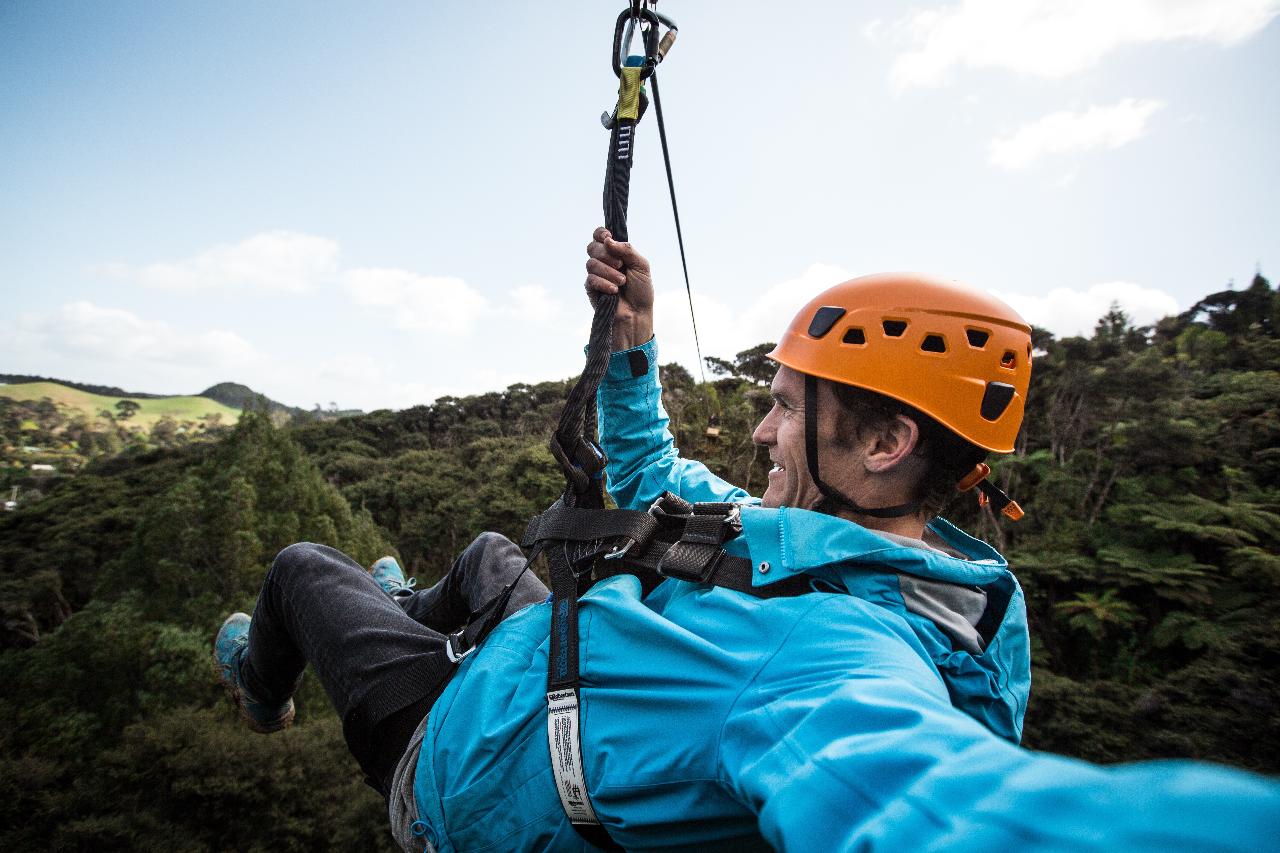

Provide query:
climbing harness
left=532, top=493, right=812, bottom=850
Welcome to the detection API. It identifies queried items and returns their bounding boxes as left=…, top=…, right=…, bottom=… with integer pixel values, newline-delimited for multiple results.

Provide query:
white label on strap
left=546, top=688, right=602, bottom=826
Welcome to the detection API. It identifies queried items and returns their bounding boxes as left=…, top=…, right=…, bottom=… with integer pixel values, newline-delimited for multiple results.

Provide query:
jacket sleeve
left=596, top=338, right=756, bottom=511
left=718, top=595, right=1280, bottom=852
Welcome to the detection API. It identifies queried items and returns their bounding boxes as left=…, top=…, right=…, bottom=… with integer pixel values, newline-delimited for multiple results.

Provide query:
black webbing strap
left=546, top=12, right=660, bottom=511
left=452, top=493, right=815, bottom=666
left=443, top=544, right=544, bottom=664
left=524, top=494, right=816, bottom=600
left=522, top=499, right=660, bottom=555
left=655, top=501, right=741, bottom=581
left=598, top=543, right=815, bottom=600
left=538, top=493, right=813, bottom=849
left=545, top=537, right=616, bottom=845
left=547, top=545, right=588, bottom=693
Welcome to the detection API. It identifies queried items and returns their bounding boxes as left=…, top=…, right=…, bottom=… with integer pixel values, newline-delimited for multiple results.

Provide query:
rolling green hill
left=0, top=382, right=241, bottom=429
left=0, top=373, right=164, bottom=398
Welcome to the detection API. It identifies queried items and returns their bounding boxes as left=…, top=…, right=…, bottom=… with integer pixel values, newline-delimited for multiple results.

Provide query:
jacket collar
left=725, top=505, right=1008, bottom=590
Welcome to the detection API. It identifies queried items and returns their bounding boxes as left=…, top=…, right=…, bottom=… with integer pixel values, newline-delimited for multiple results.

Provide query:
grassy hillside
left=0, top=382, right=240, bottom=429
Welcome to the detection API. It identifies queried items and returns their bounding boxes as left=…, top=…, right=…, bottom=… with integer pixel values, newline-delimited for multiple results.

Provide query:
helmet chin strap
left=803, top=374, right=921, bottom=520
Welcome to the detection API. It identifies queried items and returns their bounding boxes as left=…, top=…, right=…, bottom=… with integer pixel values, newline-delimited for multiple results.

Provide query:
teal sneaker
left=212, top=612, right=295, bottom=734
left=370, top=556, right=416, bottom=599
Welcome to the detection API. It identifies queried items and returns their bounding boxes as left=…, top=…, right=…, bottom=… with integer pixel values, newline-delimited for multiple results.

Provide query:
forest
left=1, top=274, right=1277, bottom=851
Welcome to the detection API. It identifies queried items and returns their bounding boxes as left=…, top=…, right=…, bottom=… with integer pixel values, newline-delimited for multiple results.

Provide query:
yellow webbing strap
left=615, top=65, right=644, bottom=121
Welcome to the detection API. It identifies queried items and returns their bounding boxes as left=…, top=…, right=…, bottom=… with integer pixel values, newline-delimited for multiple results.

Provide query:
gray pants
left=240, top=532, right=549, bottom=795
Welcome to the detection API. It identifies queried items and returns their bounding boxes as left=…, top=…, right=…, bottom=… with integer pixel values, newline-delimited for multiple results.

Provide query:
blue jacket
left=411, top=338, right=1280, bottom=851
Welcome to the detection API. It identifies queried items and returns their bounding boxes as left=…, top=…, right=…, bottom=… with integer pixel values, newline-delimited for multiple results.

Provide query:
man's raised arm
left=582, top=228, right=753, bottom=510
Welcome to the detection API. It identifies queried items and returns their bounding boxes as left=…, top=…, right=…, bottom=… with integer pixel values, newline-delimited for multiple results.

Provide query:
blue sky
left=2, top=0, right=1277, bottom=411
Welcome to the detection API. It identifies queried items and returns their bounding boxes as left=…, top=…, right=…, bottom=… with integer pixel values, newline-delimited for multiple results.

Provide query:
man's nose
left=751, top=409, right=776, bottom=447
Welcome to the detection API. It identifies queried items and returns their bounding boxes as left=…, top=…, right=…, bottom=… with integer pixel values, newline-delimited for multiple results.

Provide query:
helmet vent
left=921, top=334, right=947, bottom=353
left=965, top=329, right=990, bottom=348
left=842, top=327, right=866, bottom=345
left=882, top=319, right=908, bottom=337
left=807, top=306, right=846, bottom=339
left=981, top=382, right=1017, bottom=421
left=1001, top=350, right=1017, bottom=369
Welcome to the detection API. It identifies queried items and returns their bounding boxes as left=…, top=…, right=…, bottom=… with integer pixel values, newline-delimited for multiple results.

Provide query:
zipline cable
left=649, top=67, right=708, bottom=389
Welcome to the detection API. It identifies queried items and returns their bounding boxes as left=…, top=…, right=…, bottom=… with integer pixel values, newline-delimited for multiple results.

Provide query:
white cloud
left=1053, top=169, right=1081, bottom=188
left=306, top=355, right=444, bottom=411
left=508, top=284, right=563, bottom=326
left=990, top=280, right=1181, bottom=337
left=652, top=287, right=734, bottom=377
left=988, top=98, right=1164, bottom=170
left=871, top=0, right=1280, bottom=89
left=654, top=263, right=851, bottom=375
left=317, top=353, right=382, bottom=388
left=337, top=368, right=557, bottom=412
left=104, top=231, right=340, bottom=292
left=341, top=267, right=489, bottom=335
left=7, top=301, right=256, bottom=367
left=738, top=264, right=851, bottom=349
left=0, top=302, right=257, bottom=394
left=101, top=231, right=538, bottom=342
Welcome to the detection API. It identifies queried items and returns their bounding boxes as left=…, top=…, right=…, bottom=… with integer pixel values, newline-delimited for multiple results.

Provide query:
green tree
left=150, top=415, right=182, bottom=448
left=114, top=399, right=141, bottom=421
left=1054, top=589, right=1139, bottom=641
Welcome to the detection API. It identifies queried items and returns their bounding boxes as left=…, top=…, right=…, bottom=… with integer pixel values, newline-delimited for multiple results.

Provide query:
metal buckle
left=604, top=498, right=679, bottom=561
left=445, top=630, right=475, bottom=664
left=602, top=538, right=634, bottom=560
left=720, top=503, right=742, bottom=535
left=687, top=502, right=742, bottom=539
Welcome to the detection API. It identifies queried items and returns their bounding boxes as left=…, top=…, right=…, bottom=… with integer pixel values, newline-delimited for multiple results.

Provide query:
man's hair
left=829, top=381, right=988, bottom=517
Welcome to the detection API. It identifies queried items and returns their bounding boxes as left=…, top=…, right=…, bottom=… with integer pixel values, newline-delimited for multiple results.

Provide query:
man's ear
left=863, top=415, right=921, bottom=474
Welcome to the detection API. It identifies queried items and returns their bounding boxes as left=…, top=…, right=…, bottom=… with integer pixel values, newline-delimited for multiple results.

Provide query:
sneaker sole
left=210, top=647, right=296, bottom=735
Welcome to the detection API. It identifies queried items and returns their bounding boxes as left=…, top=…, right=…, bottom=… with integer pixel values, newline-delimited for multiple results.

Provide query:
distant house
left=30, top=463, right=55, bottom=472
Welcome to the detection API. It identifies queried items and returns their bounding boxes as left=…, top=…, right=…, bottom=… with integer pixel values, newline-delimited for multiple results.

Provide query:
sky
left=2, top=0, right=1277, bottom=411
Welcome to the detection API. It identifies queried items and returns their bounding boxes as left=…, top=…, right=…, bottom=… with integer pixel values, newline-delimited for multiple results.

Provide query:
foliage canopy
left=1, top=275, right=1277, bottom=848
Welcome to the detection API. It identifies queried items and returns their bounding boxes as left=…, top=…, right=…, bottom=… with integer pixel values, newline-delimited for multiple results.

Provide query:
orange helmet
left=768, top=272, right=1032, bottom=453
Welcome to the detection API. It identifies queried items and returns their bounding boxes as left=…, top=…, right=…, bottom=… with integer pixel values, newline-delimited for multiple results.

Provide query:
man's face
left=752, top=365, right=825, bottom=510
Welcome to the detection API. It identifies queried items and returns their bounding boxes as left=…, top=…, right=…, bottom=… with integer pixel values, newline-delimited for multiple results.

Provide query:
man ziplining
left=213, top=3, right=1277, bottom=848
left=213, top=226, right=1280, bottom=850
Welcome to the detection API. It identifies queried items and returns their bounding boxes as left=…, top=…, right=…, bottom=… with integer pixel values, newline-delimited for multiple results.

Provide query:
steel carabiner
left=611, top=6, right=676, bottom=78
